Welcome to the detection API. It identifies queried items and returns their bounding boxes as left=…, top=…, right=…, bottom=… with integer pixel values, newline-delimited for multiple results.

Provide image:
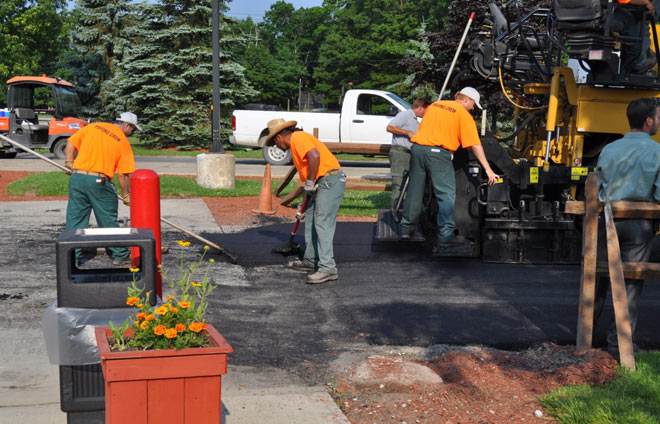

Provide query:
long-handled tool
left=272, top=194, right=310, bottom=255
left=0, top=133, right=238, bottom=263
left=392, top=170, right=409, bottom=223
left=438, top=12, right=476, bottom=100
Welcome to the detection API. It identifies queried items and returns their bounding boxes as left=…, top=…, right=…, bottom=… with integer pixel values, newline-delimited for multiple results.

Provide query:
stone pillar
left=196, top=153, right=235, bottom=189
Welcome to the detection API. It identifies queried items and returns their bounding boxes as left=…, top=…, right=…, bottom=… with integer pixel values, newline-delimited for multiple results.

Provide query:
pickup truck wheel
left=52, top=138, right=67, bottom=160
left=262, top=145, right=292, bottom=165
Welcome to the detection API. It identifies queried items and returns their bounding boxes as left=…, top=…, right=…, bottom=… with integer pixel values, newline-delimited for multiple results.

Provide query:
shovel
left=0, top=133, right=238, bottom=263
left=272, top=194, right=310, bottom=255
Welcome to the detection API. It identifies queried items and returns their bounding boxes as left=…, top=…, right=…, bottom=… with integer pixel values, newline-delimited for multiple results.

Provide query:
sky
left=225, top=0, right=324, bottom=22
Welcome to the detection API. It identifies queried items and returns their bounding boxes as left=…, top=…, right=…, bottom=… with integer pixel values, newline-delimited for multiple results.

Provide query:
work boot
left=289, top=260, right=314, bottom=272
left=400, top=226, right=415, bottom=240
left=305, top=271, right=339, bottom=284
left=436, top=235, right=466, bottom=246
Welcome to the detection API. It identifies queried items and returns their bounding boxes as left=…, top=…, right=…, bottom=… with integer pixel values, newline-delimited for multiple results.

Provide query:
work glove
left=64, top=161, right=73, bottom=172
left=121, top=194, right=130, bottom=206
left=295, top=202, right=305, bottom=221
left=304, top=179, right=317, bottom=194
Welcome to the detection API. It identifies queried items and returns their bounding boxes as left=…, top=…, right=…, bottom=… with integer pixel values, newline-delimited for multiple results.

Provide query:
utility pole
left=210, top=0, right=224, bottom=153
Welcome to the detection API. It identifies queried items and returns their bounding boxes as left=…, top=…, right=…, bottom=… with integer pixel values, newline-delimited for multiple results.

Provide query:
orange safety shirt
left=68, top=122, right=136, bottom=179
left=290, top=131, right=341, bottom=182
left=411, top=100, right=481, bottom=152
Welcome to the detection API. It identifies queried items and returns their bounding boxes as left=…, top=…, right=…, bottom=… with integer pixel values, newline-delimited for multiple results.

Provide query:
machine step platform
left=375, top=209, right=425, bottom=242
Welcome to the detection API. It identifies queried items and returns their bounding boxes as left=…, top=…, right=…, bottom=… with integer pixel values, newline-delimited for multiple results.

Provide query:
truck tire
left=262, top=145, right=292, bottom=166
left=52, top=138, right=67, bottom=159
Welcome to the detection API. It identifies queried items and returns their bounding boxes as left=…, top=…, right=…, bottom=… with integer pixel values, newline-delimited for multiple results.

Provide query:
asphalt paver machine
left=377, top=0, right=660, bottom=264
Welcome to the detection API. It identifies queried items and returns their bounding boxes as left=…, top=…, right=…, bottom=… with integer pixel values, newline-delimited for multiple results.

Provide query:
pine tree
left=105, top=0, right=256, bottom=147
left=62, top=0, right=131, bottom=117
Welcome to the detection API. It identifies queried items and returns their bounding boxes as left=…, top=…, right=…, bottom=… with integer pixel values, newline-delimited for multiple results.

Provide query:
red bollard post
left=130, top=170, right=162, bottom=299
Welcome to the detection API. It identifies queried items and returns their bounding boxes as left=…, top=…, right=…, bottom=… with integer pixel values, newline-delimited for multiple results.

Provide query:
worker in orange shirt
left=615, top=0, right=660, bottom=73
left=260, top=118, right=346, bottom=284
left=400, top=88, right=498, bottom=251
left=64, top=112, right=138, bottom=265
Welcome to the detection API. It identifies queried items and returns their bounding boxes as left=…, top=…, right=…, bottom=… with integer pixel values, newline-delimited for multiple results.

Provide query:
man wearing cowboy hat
left=64, top=112, right=139, bottom=265
left=259, top=118, right=346, bottom=284
left=400, top=87, right=499, bottom=252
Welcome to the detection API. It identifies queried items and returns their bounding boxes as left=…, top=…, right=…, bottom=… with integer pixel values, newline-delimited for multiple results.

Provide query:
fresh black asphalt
left=197, top=221, right=660, bottom=381
left=3, top=207, right=659, bottom=386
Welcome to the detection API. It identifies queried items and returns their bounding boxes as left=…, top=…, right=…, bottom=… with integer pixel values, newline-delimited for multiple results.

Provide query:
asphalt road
left=2, top=200, right=660, bottom=389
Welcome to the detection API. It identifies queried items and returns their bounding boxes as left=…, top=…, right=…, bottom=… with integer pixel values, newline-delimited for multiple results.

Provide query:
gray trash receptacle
left=55, top=227, right=157, bottom=423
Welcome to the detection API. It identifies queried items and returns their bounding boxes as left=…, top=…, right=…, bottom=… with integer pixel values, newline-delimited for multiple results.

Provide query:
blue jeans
left=303, top=171, right=346, bottom=274
left=400, top=143, right=456, bottom=242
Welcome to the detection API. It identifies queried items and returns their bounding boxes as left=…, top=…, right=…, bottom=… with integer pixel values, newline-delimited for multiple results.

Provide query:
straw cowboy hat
left=258, top=118, right=297, bottom=147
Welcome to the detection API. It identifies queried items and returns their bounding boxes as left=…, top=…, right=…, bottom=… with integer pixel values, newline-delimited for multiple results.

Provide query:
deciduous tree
left=0, top=0, right=68, bottom=105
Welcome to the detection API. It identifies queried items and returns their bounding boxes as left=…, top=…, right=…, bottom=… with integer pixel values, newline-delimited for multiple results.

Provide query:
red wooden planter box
left=95, top=325, right=233, bottom=424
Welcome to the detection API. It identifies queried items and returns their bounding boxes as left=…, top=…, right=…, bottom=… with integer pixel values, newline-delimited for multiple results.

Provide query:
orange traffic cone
left=252, top=163, right=276, bottom=215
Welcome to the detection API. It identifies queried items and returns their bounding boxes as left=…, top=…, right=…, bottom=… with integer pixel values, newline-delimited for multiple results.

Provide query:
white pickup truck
left=229, top=89, right=412, bottom=165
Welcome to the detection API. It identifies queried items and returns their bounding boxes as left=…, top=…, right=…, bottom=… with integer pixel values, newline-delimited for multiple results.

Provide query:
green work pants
left=303, top=171, right=346, bottom=274
left=66, top=173, right=129, bottom=260
left=389, top=146, right=411, bottom=210
left=400, top=143, right=456, bottom=242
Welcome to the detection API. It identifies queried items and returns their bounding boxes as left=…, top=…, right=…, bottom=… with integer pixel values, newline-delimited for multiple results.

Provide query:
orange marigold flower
left=155, top=306, right=168, bottom=316
left=200, top=322, right=207, bottom=330
left=169, top=307, right=179, bottom=313
left=166, top=296, right=175, bottom=301
left=179, top=301, right=191, bottom=309
left=134, top=320, right=139, bottom=326
left=145, top=314, right=156, bottom=321
left=177, top=240, right=191, bottom=247
left=191, top=281, right=201, bottom=287
left=140, top=321, right=150, bottom=330
left=137, top=303, right=143, bottom=308
left=165, top=328, right=178, bottom=339
left=175, top=323, right=186, bottom=332
left=188, top=322, right=203, bottom=333
left=153, top=325, right=167, bottom=336
left=136, top=312, right=146, bottom=320
left=129, top=267, right=140, bottom=273
left=126, top=297, right=140, bottom=306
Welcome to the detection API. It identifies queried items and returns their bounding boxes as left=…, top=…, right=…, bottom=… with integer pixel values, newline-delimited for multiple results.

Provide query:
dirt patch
left=331, top=344, right=618, bottom=424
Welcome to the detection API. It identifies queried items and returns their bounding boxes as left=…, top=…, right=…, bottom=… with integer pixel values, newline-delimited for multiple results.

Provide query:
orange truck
left=0, top=76, right=87, bottom=159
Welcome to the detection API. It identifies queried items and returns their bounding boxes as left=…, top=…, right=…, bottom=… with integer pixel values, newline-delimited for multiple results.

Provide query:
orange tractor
left=0, top=76, right=87, bottom=159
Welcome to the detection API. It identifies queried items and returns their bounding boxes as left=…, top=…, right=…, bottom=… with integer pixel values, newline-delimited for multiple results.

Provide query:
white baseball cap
left=117, top=112, right=142, bottom=131
left=459, top=87, right=483, bottom=110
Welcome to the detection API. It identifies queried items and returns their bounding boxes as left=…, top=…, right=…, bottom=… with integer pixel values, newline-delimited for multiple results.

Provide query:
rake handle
left=291, top=194, right=310, bottom=235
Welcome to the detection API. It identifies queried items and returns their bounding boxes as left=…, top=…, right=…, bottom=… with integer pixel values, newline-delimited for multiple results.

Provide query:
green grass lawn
left=7, top=171, right=389, bottom=217
left=541, top=351, right=660, bottom=423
